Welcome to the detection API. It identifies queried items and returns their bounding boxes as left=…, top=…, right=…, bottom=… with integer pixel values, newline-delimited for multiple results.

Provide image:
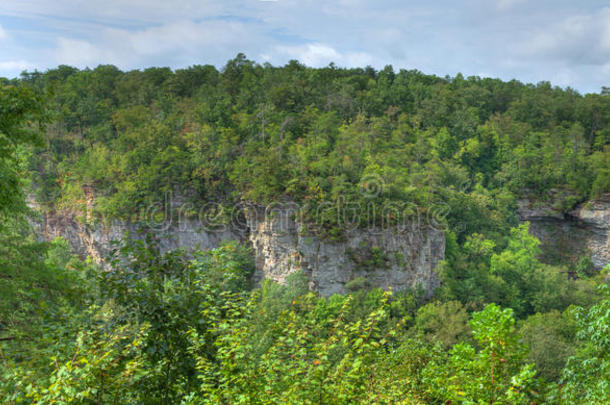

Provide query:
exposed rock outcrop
left=29, top=196, right=446, bottom=297
left=31, top=209, right=244, bottom=265
left=518, top=194, right=610, bottom=269
left=28, top=191, right=245, bottom=264
left=245, top=205, right=445, bottom=297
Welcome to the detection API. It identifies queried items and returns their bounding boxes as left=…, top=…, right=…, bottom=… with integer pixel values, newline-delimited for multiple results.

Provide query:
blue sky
left=1, top=0, right=609, bottom=94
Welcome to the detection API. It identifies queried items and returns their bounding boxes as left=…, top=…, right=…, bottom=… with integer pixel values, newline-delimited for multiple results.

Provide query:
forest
left=1, top=55, right=609, bottom=403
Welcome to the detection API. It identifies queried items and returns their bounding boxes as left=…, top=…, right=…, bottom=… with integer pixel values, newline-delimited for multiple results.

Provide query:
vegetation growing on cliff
left=1, top=60, right=610, bottom=403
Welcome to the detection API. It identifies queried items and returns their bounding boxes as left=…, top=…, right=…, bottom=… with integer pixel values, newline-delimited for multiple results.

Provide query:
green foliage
left=519, top=310, right=577, bottom=382
left=423, top=303, right=540, bottom=403
left=3, top=58, right=610, bottom=403
left=1, top=238, right=256, bottom=404
left=574, top=254, right=597, bottom=278
left=190, top=291, right=401, bottom=404
left=0, top=83, right=46, bottom=215
left=559, top=284, right=610, bottom=404
left=21, top=59, right=610, bottom=234
left=415, top=300, right=471, bottom=348
left=9, top=234, right=596, bottom=403
left=345, top=276, right=369, bottom=292
left=440, top=223, right=598, bottom=318
left=98, top=236, right=254, bottom=402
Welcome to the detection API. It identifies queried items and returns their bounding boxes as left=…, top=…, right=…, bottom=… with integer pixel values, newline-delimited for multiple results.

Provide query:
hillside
left=1, top=58, right=609, bottom=403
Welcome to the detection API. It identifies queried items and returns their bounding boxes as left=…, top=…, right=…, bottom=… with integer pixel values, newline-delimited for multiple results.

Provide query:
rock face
left=31, top=209, right=244, bottom=265
left=33, top=188, right=609, bottom=294
left=518, top=194, right=610, bottom=269
left=30, top=197, right=446, bottom=297
left=245, top=205, right=445, bottom=297
left=28, top=189, right=245, bottom=264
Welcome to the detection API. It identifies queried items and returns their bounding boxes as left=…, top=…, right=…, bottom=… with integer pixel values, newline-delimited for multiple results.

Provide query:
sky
left=0, top=0, right=609, bottom=94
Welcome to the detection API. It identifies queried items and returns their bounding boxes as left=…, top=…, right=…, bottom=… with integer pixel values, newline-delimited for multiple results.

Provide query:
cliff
left=518, top=194, right=610, bottom=269
left=245, top=204, right=445, bottom=297
left=31, top=209, right=244, bottom=264
left=30, top=187, right=610, bottom=296
left=29, top=197, right=445, bottom=297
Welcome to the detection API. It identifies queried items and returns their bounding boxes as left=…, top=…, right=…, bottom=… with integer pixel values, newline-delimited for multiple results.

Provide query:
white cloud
left=272, top=43, right=373, bottom=67
left=343, top=51, right=374, bottom=67
left=0, top=25, right=6, bottom=39
left=56, top=38, right=102, bottom=66
left=52, top=19, right=264, bottom=69
left=121, top=20, right=252, bottom=55
left=0, top=60, right=34, bottom=71
left=275, top=43, right=339, bottom=66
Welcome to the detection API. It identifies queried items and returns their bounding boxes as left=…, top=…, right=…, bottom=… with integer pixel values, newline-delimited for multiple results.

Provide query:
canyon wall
left=31, top=209, right=243, bottom=264
left=245, top=205, right=445, bottom=297
left=31, top=189, right=610, bottom=297
left=518, top=194, right=610, bottom=269
left=29, top=198, right=445, bottom=297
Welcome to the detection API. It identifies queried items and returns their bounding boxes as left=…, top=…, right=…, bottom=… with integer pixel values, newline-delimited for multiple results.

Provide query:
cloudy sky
left=0, top=0, right=609, bottom=93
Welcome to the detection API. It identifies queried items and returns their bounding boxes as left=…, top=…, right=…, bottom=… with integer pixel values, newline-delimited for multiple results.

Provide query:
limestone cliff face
left=245, top=206, right=445, bottom=297
left=519, top=194, right=610, bottom=269
left=30, top=197, right=446, bottom=297
left=31, top=209, right=244, bottom=265
left=28, top=188, right=244, bottom=264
